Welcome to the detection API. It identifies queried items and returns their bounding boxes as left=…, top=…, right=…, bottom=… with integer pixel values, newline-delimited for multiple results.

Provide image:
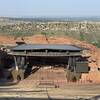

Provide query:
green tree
left=41, top=32, right=49, bottom=43
left=80, top=30, right=85, bottom=41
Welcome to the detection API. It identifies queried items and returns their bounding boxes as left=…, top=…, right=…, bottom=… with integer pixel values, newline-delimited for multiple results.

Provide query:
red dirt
left=0, top=35, right=16, bottom=45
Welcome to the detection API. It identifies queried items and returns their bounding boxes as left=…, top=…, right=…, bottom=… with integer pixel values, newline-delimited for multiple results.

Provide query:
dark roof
left=12, top=44, right=82, bottom=51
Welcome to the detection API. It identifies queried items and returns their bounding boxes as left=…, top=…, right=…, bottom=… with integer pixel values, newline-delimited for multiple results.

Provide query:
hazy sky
left=0, top=0, right=100, bottom=17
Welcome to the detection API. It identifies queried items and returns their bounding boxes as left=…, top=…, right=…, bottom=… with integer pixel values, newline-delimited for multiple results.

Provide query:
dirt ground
left=0, top=79, right=100, bottom=100
left=0, top=68, right=100, bottom=100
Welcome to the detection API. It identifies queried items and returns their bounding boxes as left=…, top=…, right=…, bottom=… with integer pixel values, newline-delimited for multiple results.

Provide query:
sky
left=0, top=0, right=100, bottom=17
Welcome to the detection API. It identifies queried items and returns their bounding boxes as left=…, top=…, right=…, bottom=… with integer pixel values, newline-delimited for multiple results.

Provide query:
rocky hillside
left=0, top=18, right=100, bottom=47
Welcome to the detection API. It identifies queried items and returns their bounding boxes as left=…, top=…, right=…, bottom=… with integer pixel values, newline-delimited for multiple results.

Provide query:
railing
left=9, top=51, right=82, bottom=56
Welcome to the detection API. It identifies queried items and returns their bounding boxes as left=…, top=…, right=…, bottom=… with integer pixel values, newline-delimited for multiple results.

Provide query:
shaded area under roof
left=12, top=44, right=82, bottom=51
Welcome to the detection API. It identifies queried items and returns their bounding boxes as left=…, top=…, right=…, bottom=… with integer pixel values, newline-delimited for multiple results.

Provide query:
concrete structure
left=9, top=44, right=90, bottom=82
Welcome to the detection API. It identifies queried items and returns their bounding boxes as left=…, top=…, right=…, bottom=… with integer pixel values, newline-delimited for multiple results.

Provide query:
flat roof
left=12, top=44, right=82, bottom=51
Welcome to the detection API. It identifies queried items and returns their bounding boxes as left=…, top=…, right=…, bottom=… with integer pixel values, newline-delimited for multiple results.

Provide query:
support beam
left=14, top=56, right=18, bottom=71
left=66, top=56, right=82, bottom=82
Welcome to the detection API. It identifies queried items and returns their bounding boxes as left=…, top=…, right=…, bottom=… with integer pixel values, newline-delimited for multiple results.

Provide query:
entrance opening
left=23, top=56, right=68, bottom=88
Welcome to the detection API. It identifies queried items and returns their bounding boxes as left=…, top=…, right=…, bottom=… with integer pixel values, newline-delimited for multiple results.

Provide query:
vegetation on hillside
left=0, top=17, right=100, bottom=47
